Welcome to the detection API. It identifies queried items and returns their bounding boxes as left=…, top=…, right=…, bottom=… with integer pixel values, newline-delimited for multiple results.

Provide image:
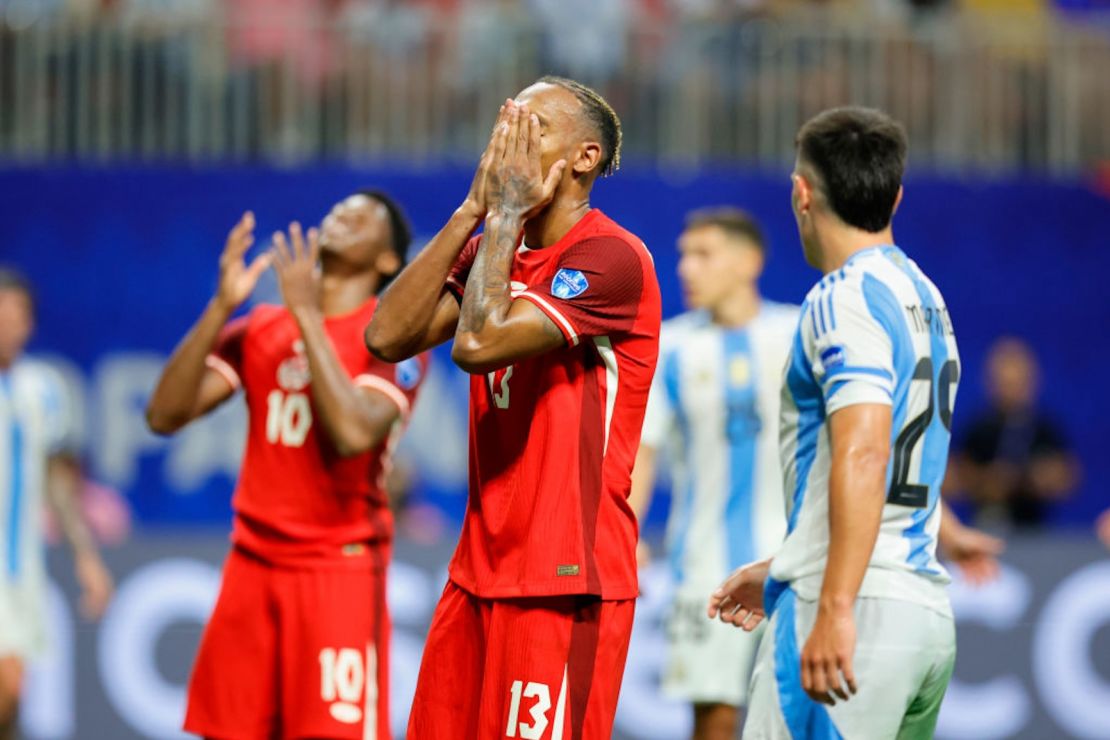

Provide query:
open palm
left=216, top=211, right=271, bottom=310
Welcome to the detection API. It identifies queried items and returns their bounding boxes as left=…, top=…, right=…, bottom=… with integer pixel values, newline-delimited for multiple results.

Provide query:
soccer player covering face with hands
left=366, top=78, right=661, bottom=739
left=147, top=191, right=427, bottom=740
left=706, top=107, right=1002, bottom=739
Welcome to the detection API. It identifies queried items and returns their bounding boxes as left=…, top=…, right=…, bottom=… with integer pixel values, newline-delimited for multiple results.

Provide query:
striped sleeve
left=206, top=315, right=250, bottom=391
left=807, top=275, right=894, bottom=414
left=354, top=352, right=429, bottom=420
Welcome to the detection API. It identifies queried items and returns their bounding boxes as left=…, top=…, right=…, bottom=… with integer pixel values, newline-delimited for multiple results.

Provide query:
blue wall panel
left=2, top=167, right=1106, bottom=527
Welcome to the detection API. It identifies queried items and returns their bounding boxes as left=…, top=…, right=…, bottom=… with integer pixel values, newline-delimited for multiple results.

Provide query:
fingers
left=272, top=224, right=316, bottom=270
left=805, top=661, right=835, bottom=706
left=707, top=590, right=725, bottom=619
left=289, top=221, right=305, bottom=260
left=517, top=106, right=531, bottom=157
left=542, top=159, right=567, bottom=199
left=245, top=250, right=273, bottom=282
left=271, top=231, right=290, bottom=270
left=225, top=211, right=255, bottom=256
left=841, top=654, right=858, bottom=696
left=826, top=658, right=849, bottom=702
left=490, top=99, right=513, bottom=139
left=529, top=111, right=542, bottom=158
left=504, top=104, right=521, bottom=161
left=801, top=655, right=816, bottom=701
left=740, top=611, right=765, bottom=632
left=307, top=226, right=321, bottom=265
left=491, top=114, right=509, bottom=167
left=802, top=656, right=856, bottom=705
left=728, top=604, right=751, bottom=627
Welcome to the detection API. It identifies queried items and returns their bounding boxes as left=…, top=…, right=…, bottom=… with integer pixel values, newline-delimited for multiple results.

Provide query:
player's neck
left=710, top=285, right=760, bottom=328
left=522, top=197, right=591, bottom=249
left=320, top=271, right=379, bottom=316
left=818, top=225, right=895, bottom=273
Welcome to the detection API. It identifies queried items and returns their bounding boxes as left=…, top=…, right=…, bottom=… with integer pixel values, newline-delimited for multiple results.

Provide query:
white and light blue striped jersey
left=0, top=360, right=68, bottom=585
left=641, top=301, right=801, bottom=587
left=770, top=245, right=959, bottom=614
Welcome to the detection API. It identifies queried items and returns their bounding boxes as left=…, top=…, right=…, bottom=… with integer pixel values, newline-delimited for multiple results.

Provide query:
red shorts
left=184, top=546, right=390, bottom=740
left=407, top=580, right=634, bottom=740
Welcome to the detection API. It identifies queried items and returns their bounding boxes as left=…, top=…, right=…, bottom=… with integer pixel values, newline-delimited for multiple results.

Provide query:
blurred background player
left=711, top=107, right=967, bottom=738
left=366, top=80, right=660, bottom=738
left=145, top=191, right=426, bottom=740
left=628, top=208, right=799, bottom=740
left=947, top=336, right=1080, bottom=529
left=0, top=268, right=113, bottom=740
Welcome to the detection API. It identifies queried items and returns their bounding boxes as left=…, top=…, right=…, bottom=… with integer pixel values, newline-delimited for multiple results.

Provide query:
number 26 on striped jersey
left=487, top=366, right=514, bottom=410
left=506, top=680, right=551, bottom=739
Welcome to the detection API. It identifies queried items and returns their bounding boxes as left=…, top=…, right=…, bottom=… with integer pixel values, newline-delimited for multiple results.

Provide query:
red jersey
left=445, top=209, right=661, bottom=600
left=206, top=297, right=427, bottom=564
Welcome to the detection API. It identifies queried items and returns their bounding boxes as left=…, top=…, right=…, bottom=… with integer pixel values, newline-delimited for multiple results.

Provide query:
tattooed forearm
left=459, top=212, right=522, bottom=335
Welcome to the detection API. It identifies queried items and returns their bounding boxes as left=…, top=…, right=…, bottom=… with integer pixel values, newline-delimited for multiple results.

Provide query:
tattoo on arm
left=459, top=213, right=522, bottom=335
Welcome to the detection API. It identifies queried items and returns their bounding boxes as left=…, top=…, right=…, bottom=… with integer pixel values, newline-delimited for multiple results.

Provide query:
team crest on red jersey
left=277, top=339, right=311, bottom=391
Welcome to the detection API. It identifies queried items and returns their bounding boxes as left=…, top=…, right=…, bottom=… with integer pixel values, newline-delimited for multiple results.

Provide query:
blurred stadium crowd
left=1, top=0, right=1109, bottom=170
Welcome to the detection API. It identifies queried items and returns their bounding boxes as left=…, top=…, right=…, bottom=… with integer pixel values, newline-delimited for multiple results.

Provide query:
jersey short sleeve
left=354, top=352, right=429, bottom=420
left=806, top=277, right=895, bottom=415
left=445, top=235, right=483, bottom=302
left=206, top=314, right=250, bottom=390
left=515, top=237, right=645, bottom=346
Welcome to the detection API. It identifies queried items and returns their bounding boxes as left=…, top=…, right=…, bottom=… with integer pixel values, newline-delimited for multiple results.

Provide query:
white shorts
left=661, top=582, right=765, bottom=707
left=0, top=578, right=47, bottom=660
left=744, top=585, right=955, bottom=739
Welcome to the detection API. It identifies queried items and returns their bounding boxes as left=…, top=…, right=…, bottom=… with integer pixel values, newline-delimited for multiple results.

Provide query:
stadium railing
left=0, top=5, right=1108, bottom=174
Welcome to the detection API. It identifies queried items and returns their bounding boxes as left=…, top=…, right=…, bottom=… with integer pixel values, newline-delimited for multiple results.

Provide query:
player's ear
left=791, top=173, right=811, bottom=216
left=892, top=185, right=904, bottom=216
left=573, top=141, right=602, bottom=177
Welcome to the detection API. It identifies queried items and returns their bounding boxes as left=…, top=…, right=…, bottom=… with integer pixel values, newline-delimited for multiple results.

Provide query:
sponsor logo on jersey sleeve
left=395, top=357, right=423, bottom=390
left=819, top=345, right=846, bottom=371
left=551, top=268, right=589, bottom=300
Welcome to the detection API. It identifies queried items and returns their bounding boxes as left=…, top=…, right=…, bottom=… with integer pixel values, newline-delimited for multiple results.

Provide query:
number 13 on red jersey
left=487, top=366, right=514, bottom=410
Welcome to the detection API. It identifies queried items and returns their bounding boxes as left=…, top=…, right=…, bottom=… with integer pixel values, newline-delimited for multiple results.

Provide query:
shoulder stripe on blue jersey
left=824, top=365, right=893, bottom=382
left=826, top=380, right=849, bottom=400
left=816, top=292, right=827, bottom=335
left=825, top=284, right=837, bottom=331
